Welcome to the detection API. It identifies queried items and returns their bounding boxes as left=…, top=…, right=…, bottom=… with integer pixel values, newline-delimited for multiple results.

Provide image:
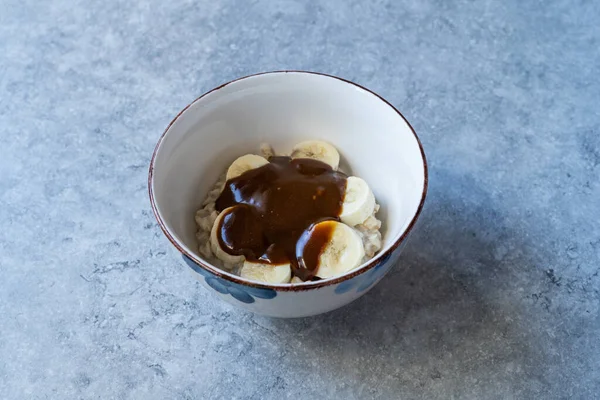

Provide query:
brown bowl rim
left=148, top=70, right=428, bottom=292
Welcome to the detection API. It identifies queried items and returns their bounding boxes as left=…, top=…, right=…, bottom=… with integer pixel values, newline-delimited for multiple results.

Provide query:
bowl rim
left=148, top=70, right=428, bottom=292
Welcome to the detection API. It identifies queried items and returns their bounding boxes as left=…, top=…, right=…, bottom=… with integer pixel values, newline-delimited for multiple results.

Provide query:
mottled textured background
left=1, top=0, right=599, bottom=399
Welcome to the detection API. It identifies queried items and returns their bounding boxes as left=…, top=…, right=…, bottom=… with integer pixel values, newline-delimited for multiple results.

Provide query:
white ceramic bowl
left=149, top=71, right=427, bottom=318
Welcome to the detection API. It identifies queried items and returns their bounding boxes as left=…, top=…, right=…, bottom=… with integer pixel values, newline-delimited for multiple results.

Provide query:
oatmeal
left=195, top=142, right=382, bottom=284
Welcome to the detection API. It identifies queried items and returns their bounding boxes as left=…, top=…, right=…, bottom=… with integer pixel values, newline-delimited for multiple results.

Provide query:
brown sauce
left=215, top=156, right=347, bottom=280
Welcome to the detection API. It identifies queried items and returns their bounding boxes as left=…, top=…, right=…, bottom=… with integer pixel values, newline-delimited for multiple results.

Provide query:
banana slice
left=210, top=207, right=245, bottom=265
left=312, top=220, right=365, bottom=279
left=291, top=140, right=340, bottom=170
left=340, top=176, right=376, bottom=226
left=226, top=154, right=269, bottom=181
left=290, top=276, right=304, bottom=284
left=240, top=261, right=292, bottom=284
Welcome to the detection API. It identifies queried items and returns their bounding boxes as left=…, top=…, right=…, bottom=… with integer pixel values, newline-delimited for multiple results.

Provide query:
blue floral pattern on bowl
left=182, top=255, right=277, bottom=304
left=334, top=253, right=393, bottom=295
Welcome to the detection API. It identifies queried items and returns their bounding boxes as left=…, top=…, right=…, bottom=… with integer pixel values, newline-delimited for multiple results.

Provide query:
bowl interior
left=150, top=72, right=426, bottom=286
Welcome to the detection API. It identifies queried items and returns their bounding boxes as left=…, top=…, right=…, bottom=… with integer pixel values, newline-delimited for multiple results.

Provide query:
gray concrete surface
left=1, top=0, right=599, bottom=398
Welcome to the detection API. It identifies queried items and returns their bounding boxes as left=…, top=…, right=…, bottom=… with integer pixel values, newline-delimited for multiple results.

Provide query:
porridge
left=195, top=141, right=382, bottom=284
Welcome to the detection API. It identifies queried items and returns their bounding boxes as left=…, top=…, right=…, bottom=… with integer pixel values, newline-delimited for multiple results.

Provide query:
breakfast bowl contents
left=194, top=141, right=382, bottom=284
left=149, top=71, right=427, bottom=317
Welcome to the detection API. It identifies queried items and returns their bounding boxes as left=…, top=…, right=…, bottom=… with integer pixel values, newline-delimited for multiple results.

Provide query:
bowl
left=149, top=71, right=427, bottom=318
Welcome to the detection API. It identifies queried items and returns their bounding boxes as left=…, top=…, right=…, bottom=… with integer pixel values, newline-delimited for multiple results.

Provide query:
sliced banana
left=291, top=140, right=340, bottom=170
left=340, top=176, right=376, bottom=227
left=226, top=154, right=269, bottom=181
left=312, top=221, right=365, bottom=279
left=290, top=276, right=304, bottom=284
left=210, top=207, right=245, bottom=265
left=240, top=261, right=292, bottom=284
